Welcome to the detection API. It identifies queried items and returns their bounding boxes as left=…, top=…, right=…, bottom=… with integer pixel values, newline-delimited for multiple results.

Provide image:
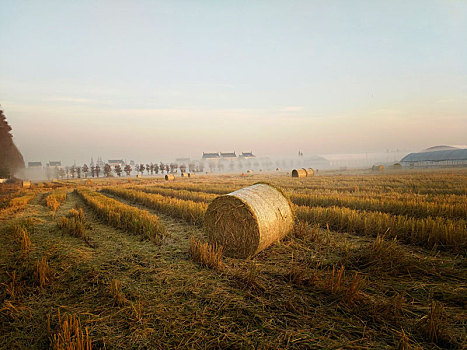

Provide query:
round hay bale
left=188, top=173, right=195, bottom=178
left=21, top=181, right=31, bottom=189
left=205, top=183, right=294, bottom=258
left=181, top=172, right=188, bottom=177
left=246, top=169, right=254, bottom=173
left=165, top=174, right=175, bottom=181
left=136, top=174, right=142, bottom=178
left=305, top=168, right=314, bottom=176
left=291, top=169, right=306, bottom=178
left=276, top=168, right=281, bottom=171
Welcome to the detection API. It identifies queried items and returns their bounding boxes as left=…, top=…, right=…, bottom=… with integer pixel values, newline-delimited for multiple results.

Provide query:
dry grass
left=58, top=209, right=86, bottom=240
left=48, top=310, right=92, bottom=350
left=189, top=236, right=223, bottom=270
left=34, top=257, right=52, bottom=288
left=110, top=279, right=125, bottom=307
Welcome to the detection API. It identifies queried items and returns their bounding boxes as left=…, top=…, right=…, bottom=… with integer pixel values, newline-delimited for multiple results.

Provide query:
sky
left=1, top=0, right=466, bottom=165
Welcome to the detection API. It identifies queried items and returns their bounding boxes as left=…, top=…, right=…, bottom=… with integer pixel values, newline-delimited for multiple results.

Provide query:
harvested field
left=1, top=169, right=466, bottom=349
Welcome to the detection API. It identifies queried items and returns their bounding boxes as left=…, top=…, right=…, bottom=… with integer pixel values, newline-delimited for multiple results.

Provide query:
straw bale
left=291, top=169, right=307, bottom=178
left=305, top=168, right=314, bottom=176
left=247, top=169, right=254, bottom=173
left=22, top=180, right=31, bottom=188
left=205, top=183, right=294, bottom=258
left=188, top=173, right=195, bottom=177
left=181, top=173, right=188, bottom=177
left=165, top=174, right=175, bottom=181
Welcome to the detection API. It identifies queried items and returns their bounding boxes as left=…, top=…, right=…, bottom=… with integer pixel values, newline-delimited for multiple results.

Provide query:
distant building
left=400, top=146, right=467, bottom=168
left=28, top=161, right=43, bottom=168
left=239, top=152, right=255, bottom=159
left=202, top=152, right=220, bottom=160
left=176, top=158, right=191, bottom=164
left=47, top=161, right=62, bottom=168
left=108, top=160, right=125, bottom=168
left=220, top=152, right=237, bottom=160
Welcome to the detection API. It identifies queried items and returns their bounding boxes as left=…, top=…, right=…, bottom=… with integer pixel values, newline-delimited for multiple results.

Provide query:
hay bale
left=246, top=169, right=254, bottom=173
left=136, top=174, right=142, bottom=178
left=165, top=174, right=175, bottom=181
left=181, top=172, right=188, bottom=177
left=305, top=168, right=314, bottom=176
left=205, top=183, right=294, bottom=258
left=21, top=180, right=31, bottom=189
left=188, top=173, right=195, bottom=178
left=276, top=168, right=281, bottom=171
left=291, top=169, right=306, bottom=178
left=372, top=165, right=384, bottom=171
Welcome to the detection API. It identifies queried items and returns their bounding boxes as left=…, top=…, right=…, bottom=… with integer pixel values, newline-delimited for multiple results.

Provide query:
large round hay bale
left=205, top=183, right=294, bottom=258
left=22, top=181, right=31, bottom=189
left=246, top=169, right=254, bottom=173
left=276, top=167, right=281, bottom=171
left=165, top=174, right=175, bottom=181
left=291, top=169, right=306, bottom=178
left=188, top=173, right=195, bottom=178
left=181, top=172, right=188, bottom=177
left=305, top=168, right=314, bottom=176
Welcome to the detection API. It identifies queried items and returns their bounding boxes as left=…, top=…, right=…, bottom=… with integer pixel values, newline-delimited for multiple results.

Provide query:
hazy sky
left=1, top=0, right=466, bottom=164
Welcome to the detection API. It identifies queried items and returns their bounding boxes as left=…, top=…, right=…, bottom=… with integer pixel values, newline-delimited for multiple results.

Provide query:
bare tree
left=104, top=164, right=112, bottom=177
left=95, top=165, right=101, bottom=178
left=115, top=164, right=122, bottom=177
left=150, top=163, right=154, bottom=175
left=139, top=164, right=145, bottom=175
left=146, top=164, right=150, bottom=175
left=159, top=162, right=165, bottom=174
left=77, top=166, right=81, bottom=179
left=70, top=165, right=76, bottom=178
left=154, top=164, right=159, bottom=174
left=90, top=165, right=96, bottom=177
left=180, top=164, right=186, bottom=173
left=82, top=164, right=89, bottom=178
left=124, top=164, right=132, bottom=176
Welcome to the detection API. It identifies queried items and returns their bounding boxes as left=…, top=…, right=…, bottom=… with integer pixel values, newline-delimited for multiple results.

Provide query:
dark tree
left=115, top=164, right=122, bottom=177
left=139, top=164, right=145, bottom=175
left=159, top=162, right=165, bottom=174
left=124, top=164, right=132, bottom=176
left=104, top=164, right=112, bottom=177
left=91, top=165, right=96, bottom=177
left=180, top=164, right=186, bottom=173
left=154, top=164, right=159, bottom=174
left=82, top=164, right=89, bottom=178
left=95, top=165, right=101, bottom=178
left=146, top=164, right=150, bottom=175
left=150, top=163, right=154, bottom=175
left=77, top=166, right=81, bottom=179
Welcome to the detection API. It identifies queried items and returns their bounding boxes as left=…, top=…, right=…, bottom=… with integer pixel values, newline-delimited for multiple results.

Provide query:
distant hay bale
left=22, top=181, right=31, bottom=189
left=246, top=169, right=254, bottom=173
left=136, top=174, right=142, bottom=178
left=85, top=179, right=93, bottom=185
left=372, top=165, right=384, bottom=171
left=276, top=168, right=281, bottom=171
left=165, top=174, right=175, bottom=181
left=305, top=168, right=314, bottom=176
left=291, top=169, right=307, bottom=178
left=188, top=173, right=195, bottom=178
left=205, top=183, right=294, bottom=258
left=181, top=172, right=188, bottom=177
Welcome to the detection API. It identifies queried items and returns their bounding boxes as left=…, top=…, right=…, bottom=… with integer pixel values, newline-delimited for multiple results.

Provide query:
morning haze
left=1, top=0, right=466, bottom=165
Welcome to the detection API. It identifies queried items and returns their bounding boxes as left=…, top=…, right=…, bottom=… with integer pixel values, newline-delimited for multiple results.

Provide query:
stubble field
left=1, top=168, right=466, bottom=349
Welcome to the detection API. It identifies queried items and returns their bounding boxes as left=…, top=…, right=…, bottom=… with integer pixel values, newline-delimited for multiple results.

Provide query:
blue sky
left=1, top=0, right=466, bottom=164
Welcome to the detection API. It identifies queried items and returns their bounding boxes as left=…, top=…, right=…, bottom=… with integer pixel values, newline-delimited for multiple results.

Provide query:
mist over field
left=1, top=0, right=466, bottom=167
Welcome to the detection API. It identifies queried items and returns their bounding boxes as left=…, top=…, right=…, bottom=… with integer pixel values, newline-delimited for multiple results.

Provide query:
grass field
left=1, top=169, right=466, bottom=349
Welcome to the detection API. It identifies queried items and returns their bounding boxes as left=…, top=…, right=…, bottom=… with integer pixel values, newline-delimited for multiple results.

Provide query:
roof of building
left=401, top=149, right=467, bottom=162
left=220, top=152, right=236, bottom=158
left=240, top=152, right=255, bottom=157
left=422, top=145, right=459, bottom=152
left=108, top=160, right=124, bottom=164
left=28, top=161, right=42, bottom=167
left=49, top=161, right=61, bottom=166
left=202, top=152, right=220, bottom=159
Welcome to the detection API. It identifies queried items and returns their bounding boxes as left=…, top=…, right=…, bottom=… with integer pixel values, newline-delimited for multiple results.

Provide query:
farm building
left=47, top=161, right=62, bottom=168
left=220, top=152, right=237, bottom=160
left=239, top=152, right=256, bottom=159
left=202, top=152, right=221, bottom=160
left=400, top=147, right=467, bottom=168
left=28, top=161, right=42, bottom=168
left=108, top=160, right=125, bottom=168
